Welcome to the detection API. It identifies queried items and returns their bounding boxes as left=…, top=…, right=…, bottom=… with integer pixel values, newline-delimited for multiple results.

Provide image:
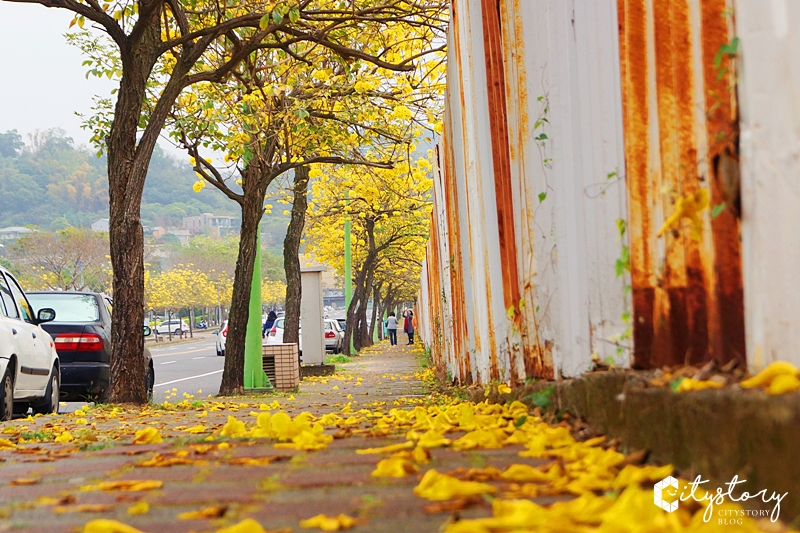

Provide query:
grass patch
left=325, top=354, right=353, bottom=364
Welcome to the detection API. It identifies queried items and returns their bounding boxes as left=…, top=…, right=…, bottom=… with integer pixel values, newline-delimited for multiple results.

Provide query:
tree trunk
left=105, top=18, right=194, bottom=403
left=368, top=285, right=380, bottom=341
left=283, top=166, right=309, bottom=346
left=219, top=163, right=269, bottom=395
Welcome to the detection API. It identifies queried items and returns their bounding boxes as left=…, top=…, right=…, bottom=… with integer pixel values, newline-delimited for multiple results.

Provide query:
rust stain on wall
left=441, top=141, right=472, bottom=383
left=699, top=0, right=746, bottom=366
left=481, top=0, right=522, bottom=383
left=618, top=0, right=656, bottom=368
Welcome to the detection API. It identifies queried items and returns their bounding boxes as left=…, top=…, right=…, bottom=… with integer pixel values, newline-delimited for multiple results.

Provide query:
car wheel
left=33, top=368, right=59, bottom=415
left=218, top=349, right=225, bottom=357
left=0, top=367, right=14, bottom=421
left=145, top=366, right=154, bottom=400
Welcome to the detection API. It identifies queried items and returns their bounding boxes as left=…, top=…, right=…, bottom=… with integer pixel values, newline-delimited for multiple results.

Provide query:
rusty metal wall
left=419, top=0, right=751, bottom=384
left=618, top=0, right=745, bottom=369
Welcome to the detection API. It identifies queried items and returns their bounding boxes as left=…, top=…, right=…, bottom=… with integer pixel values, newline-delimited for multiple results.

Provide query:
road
left=59, top=336, right=224, bottom=412
left=149, top=336, right=224, bottom=401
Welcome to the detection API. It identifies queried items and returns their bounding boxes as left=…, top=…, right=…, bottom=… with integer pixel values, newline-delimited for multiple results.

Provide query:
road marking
left=153, top=348, right=209, bottom=358
left=160, top=361, right=177, bottom=365
left=192, top=356, right=205, bottom=360
left=154, top=370, right=223, bottom=387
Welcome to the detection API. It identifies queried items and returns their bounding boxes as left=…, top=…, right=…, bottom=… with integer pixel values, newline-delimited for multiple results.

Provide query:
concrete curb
left=476, top=372, right=800, bottom=522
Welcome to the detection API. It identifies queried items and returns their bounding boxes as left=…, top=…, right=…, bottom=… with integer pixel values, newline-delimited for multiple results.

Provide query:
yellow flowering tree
left=146, top=265, right=217, bottom=337
left=305, top=156, right=433, bottom=352
left=164, top=14, right=446, bottom=392
left=23, top=0, right=449, bottom=403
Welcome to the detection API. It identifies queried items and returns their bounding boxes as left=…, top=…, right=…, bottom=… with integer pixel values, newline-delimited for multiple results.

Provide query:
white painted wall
left=736, top=0, right=800, bottom=369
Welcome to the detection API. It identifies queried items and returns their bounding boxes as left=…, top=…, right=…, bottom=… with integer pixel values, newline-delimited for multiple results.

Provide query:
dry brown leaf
left=227, top=455, right=287, bottom=466
left=10, top=478, right=39, bottom=486
left=53, top=504, right=115, bottom=513
left=423, top=496, right=484, bottom=514
left=177, top=505, right=228, bottom=520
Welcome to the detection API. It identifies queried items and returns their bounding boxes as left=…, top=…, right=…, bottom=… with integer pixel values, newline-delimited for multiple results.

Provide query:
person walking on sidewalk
left=262, top=309, right=277, bottom=338
left=404, top=310, right=416, bottom=345
left=386, top=312, right=399, bottom=345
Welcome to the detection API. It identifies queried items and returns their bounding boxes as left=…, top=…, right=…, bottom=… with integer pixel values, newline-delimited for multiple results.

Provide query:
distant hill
left=0, top=128, right=289, bottom=239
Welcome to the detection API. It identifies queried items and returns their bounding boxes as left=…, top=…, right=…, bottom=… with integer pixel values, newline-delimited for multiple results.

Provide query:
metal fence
left=419, top=0, right=800, bottom=385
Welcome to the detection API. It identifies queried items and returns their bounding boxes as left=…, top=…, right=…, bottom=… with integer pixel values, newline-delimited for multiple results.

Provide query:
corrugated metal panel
left=618, top=0, right=745, bottom=368
left=735, top=0, right=800, bottom=370
left=421, top=0, right=757, bottom=385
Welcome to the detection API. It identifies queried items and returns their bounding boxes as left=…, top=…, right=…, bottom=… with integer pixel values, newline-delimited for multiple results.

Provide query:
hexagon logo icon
left=654, top=476, right=679, bottom=513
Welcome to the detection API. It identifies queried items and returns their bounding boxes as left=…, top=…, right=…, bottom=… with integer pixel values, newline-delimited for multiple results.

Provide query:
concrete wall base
left=300, top=364, right=336, bottom=378
left=475, top=372, right=800, bottom=522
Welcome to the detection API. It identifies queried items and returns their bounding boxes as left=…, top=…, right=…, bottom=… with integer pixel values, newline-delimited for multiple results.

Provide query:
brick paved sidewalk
left=0, top=342, right=548, bottom=533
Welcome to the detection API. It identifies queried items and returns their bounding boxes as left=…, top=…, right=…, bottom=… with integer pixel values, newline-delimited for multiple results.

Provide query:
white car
left=215, top=320, right=227, bottom=357
left=154, top=319, right=190, bottom=335
left=0, top=267, right=60, bottom=420
left=265, top=318, right=344, bottom=353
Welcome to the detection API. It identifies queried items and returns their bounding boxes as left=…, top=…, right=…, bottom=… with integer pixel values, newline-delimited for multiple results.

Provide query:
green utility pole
left=344, top=192, right=354, bottom=354
left=244, top=226, right=270, bottom=390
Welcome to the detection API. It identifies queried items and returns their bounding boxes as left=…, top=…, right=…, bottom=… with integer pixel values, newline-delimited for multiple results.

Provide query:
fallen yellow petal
left=216, top=518, right=269, bottom=533
left=83, top=519, right=147, bottom=533
left=766, top=373, right=800, bottom=395
left=413, top=469, right=496, bottom=501
left=371, top=457, right=418, bottom=478
left=55, top=431, right=74, bottom=443
left=127, top=501, right=149, bottom=515
left=80, top=480, right=163, bottom=492
left=133, top=427, right=162, bottom=445
left=741, top=361, right=800, bottom=389
left=355, top=441, right=415, bottom=454
left=178, top=505, right=227, bottom=520
left=675, top=377, right=725, bottom=392
left=299, top=513, right=358, bottom=531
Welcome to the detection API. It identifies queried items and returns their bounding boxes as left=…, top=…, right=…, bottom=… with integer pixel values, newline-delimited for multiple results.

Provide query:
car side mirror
left=143, top=325, right=152, bottom=337
left=213, top=330, right=218, bottom=335
left=37, top=308, right=56, bottom=324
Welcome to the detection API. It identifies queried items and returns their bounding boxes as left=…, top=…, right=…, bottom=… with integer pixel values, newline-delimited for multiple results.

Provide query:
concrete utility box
left=300, top=266, right=326, bottom=365
left=262, top=343, right=300, bottom=391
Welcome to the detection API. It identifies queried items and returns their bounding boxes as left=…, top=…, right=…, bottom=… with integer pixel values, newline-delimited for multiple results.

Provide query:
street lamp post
left=344, top=191, right=353, bottom=354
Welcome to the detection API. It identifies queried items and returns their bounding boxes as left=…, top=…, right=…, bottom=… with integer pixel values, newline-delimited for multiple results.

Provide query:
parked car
left=0, top=267, right=60, bottom=420
left=326, top=319, right=344, bottom=353
left=265, top=318, right=343, bottom=353
left=265, top=318, right=302, bottom=353
left=215, top=320, right=227, bottom=357
left=154, top=319, right=190, bottom=335
left=336, top=318, right=346, bottom=331
left=27, top=291, right=154, bottom=402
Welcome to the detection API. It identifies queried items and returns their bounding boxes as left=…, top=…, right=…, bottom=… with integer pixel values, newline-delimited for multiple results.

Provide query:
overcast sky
left=0, top=3, right=119, bottom=149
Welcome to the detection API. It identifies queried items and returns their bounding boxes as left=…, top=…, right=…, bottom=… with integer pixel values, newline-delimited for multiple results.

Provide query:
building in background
left=183, top=213, right=239, bottom=238
left=91, top=218, right=110, bottom=232
left=0, top=226, right=37, bottom=241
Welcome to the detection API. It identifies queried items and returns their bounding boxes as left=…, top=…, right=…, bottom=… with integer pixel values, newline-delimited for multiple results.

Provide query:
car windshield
left=28, top=294, right=99, bottom=323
